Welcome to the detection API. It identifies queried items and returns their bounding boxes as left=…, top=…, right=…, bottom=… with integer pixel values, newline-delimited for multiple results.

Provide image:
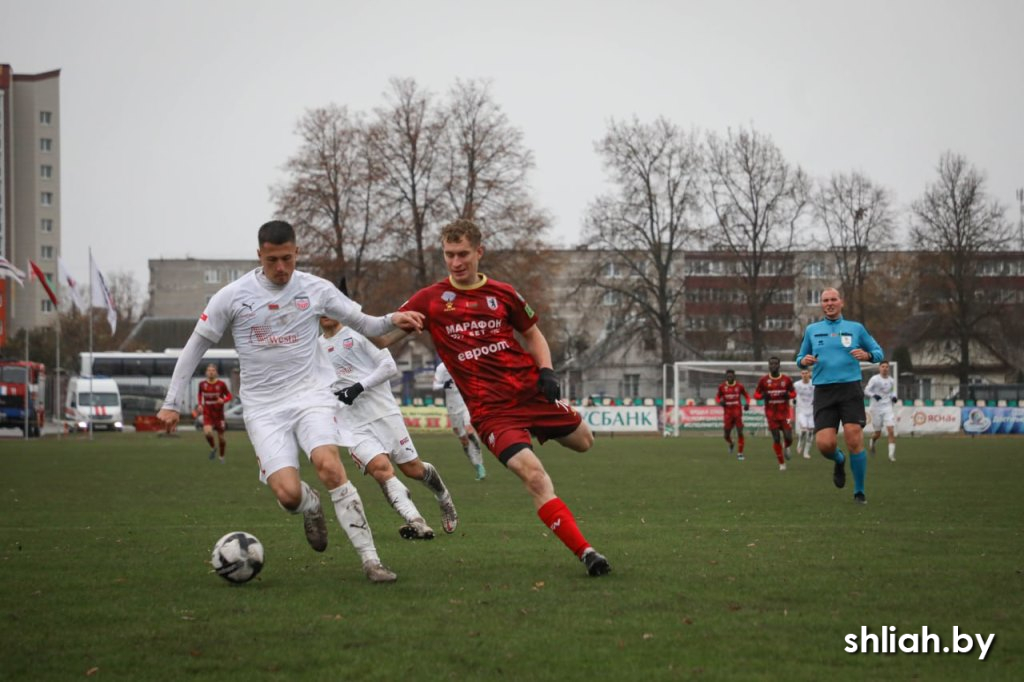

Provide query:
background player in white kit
left=157, top=220, right=424, bottom=583
left=433, top=361, right=487, bottom=481
left=794, top=368, right=815, bottom=459
left=320, top=313, right=459, bottom=539
left=864, top=360, right=898, bottom=462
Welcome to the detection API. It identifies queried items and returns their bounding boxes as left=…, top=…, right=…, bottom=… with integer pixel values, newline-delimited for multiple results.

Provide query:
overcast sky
left=3, top=0, right=1022, bottom=292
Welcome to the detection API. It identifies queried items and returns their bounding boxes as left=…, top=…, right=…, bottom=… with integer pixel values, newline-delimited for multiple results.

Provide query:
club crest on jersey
left=442, top=291, right=456, bottom=311
left=294, top=296, right=310, bottom=311
left=486, top=296, right=498, bottom=310
left=840, top=333, right=853, bottom=347
left=343, top=337, right=354, bottom=349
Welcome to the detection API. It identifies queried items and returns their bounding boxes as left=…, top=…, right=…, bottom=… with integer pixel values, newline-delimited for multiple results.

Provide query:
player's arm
left=221, top=383, right=233, bottom=405
left=521, top=324, right=561, bottom=402
left=787, top=378, right=796, bottom=400
left=159, top=331, right=216, bottom=427
left=432, top=365, right=448, bottom=391
left=796, top=329, right=815, bottom=367
left=371, top=327, right=410, bottom=349
left=852, top=325, right=884, bottom=363
left=753, top=380, right=765, bottom=401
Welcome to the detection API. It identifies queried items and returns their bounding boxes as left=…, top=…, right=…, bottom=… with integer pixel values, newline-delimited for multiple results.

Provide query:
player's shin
left=537, top=497, right=590, bottom=558
left=419, top=462, right=449, bottom=500
left=329, top=481, right=380, bottom=564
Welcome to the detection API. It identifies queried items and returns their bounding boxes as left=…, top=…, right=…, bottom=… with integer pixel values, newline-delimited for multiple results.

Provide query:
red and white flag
left=0, top=256, right=26, bottom=286
left=58, top=257, right=87, bottom=312
left=28, top=260, right=59, bottom=307
left=90, top=253, right=117, bottom=334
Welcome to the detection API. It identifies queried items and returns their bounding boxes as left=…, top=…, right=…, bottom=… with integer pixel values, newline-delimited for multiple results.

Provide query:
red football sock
left=773, top=442, right=784, bottom=464
left=205, top=434, right=215, bottom=447
left=738, top=436, right=745, bottom=454
left=537, top=497, right=590, bottom=558
left=220, top=441, right=227, bottom=456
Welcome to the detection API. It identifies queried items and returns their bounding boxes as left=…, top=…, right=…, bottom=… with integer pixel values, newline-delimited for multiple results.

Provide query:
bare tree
left=813, top=171, right=897, bottom=321
left=580, top=117, right=701, bottom=366
left=438, top=78, right=551, bottom=250
left=369, top=78, right=447, bottom=289
left=910, top=152, right=1013, bottom=395
left=703, top=126, right=810, bottom=360
left=270, top=105, right=383, bottom=299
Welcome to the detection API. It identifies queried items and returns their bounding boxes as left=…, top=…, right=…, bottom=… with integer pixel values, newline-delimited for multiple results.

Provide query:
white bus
left=79, top=349, right=240, bottom=410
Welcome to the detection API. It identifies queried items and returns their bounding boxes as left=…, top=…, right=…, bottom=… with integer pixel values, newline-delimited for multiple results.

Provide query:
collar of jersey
left=448, top=273, right=488, bottom=291
left=821, top=314, right=845, bottom=325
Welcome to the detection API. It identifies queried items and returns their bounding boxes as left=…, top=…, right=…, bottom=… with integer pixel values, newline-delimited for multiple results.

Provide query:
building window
left=40, top=165, right=53, bottom=179
left=806, top=261, right=826, bottom=278
left=39, top=111, right=53, bottom=125
left=40, top=245, right=54, bottom=259
left=204, top=269, right=220, bottom=284
left=602, top=262, right=621, bottom=278
left=41, top=218, right=54, bottom=232
left=41, top=192, right=53, bottom=206
left=623, top=374, right=640, bottom=398
left=41, top=299, right=55, bottom=313
left=227, top=269, right=243, bottom=281
left=806, top=289, right=822, bottom=305
left=602, top=290, right=619, bottom=306
left=40, top=138, right=52, bottom=152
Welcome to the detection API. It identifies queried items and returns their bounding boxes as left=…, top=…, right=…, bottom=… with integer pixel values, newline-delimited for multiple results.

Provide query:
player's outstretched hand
left=391, top=311, right=424, bottom=333
left=336, top=383, right=365, bottom=405
left=538, top=368, right=560, bottom=402
left=743, top=403, right=750, bottom=412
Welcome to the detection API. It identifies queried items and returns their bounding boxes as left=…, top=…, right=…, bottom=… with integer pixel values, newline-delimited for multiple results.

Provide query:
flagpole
left=23, top=327, right=29, bottom=441
left=55, top=315, right=61, bottom=440
left=88, top=248, right=94, bottom=442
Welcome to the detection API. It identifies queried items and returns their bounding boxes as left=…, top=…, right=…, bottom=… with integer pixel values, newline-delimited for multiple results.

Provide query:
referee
left=796, top=288, right=883, bottom=504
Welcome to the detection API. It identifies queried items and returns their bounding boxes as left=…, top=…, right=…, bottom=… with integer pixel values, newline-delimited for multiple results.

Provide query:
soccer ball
left=211, top=531, right=265, bottom=584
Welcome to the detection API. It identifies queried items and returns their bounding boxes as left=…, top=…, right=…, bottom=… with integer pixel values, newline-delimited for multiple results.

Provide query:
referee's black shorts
left=813, top=381, right=866, bottom=432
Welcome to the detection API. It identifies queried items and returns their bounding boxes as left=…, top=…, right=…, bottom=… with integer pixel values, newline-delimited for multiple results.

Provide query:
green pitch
left=1, top=431, right=1021, bottom=681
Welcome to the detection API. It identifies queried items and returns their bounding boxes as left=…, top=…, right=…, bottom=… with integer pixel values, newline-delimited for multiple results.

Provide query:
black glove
left=443, top=379, right=453, bottom=390
left=743, top=403, right=750, bottom=412
left=891, top=396, right=899, bottom=404
left=335, top=383, right=365, bottom=405
left=538, top=368, right=560, bottom=402
left=873, top=394, right=882, bottom=401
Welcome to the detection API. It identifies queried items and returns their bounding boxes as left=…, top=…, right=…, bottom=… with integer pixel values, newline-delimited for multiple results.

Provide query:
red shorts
left=723, top=410, right=744, bottom=431
left=766, top=415, right=791, bottom=431
left=203, top=409, right=226, bottom=433
left=473, top=394, right=582, bottom=462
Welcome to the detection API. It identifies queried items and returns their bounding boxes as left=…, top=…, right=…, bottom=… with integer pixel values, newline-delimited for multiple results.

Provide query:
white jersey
left=195, top=268, right=383, bottom=414
left=319, top=327, right=401, bottom=428
left=794, top=379, right=815, bottom=415
left=865, top=374, right=897, bottom=411
left=432, top=362, right=468, bottom=416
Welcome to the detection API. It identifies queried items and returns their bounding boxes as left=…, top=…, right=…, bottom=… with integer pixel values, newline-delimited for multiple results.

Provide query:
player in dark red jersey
left=198, top=363, right=233, bottom=462
left=393, top=219, right=610, bottom=577
left=754, top=357, right=797, bottom=471
left=716, top=369, right=750, bottom=460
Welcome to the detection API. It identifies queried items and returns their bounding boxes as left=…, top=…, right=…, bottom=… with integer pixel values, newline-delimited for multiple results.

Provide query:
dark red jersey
left=401, top=274, right=540, bottom=419
left=716, top=381, right=749, bottom=412
left=198, top=380, right=232, bottom=414
left=754, top=374, right=796, bottom=419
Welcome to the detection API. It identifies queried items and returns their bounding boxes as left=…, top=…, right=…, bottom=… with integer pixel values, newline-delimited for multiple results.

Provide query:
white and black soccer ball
left=211, top=531, right=265, bottom=584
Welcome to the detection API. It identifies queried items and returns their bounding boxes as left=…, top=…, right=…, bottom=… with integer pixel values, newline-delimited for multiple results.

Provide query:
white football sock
left=279, top=480, right=319, bottom=514
left=888, top=443, right=896, bottom=459
left=329, top=481, right=379, bottom=564
left=419, top=462, right=449, bottom=501
left=466, top=436, right=484, bottom=466
left=381, top=476, right=422, bottom=523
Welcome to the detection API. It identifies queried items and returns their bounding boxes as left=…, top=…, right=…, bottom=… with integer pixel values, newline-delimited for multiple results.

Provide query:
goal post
left=663, top=359, right=896, bottom=437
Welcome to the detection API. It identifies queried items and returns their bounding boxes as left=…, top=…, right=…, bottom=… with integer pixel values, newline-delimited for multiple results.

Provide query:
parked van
left=66, top=376, right=124, bottom=432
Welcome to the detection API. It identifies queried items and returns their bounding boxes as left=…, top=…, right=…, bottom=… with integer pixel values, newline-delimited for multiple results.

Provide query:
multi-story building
left=0, top=65, right=61, bottom=344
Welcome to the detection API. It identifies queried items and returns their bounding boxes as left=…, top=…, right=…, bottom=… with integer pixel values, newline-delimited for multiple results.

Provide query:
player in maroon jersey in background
left=754, top=357, right=798, bottom=471
left=198, top=363, right=233, bottom=462
left=716, top=369, right=750, bottom=460
left=393, top=219, right=610, bottom=577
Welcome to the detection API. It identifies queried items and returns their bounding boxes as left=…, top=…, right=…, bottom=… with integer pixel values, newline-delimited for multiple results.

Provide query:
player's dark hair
left=257, top=220, right=296, bottom=246
left=441, top=219, right=482, bottom=247
left=880, top=359, right=890, bottom=366
left=769, top=356, right=780, bottom=363
left=725, top=369, right=735, bottom=375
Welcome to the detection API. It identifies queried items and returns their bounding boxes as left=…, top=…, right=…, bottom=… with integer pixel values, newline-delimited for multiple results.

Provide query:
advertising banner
left=577, top=405, right=659, bottom=432
left=883, top=406, right=961, bottom=435
left=960, top=406, right=1024, bottom=435
left=401, top=406, right=451, bottom=432
left=665, top=405, right=776, bottom=431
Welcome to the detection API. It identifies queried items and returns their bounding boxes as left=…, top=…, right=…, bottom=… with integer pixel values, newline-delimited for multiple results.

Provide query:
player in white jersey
left=320, top=313, right=459, bottom=539
left=157, top=220, right=424, bottom=583
left=433, top=361, right=486, bottom=481
left=864, top=360, right=898, bottom=462
left=794, top=368, right=816, bottom=459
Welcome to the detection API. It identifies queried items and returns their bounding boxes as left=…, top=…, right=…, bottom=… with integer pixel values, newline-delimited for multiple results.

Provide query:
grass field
left=1, top=429, right=1021, bottom=681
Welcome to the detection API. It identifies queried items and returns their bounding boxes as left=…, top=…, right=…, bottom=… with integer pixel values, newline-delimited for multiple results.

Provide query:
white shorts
left=447, top=404, right=472, bottom=435
left=869, top=408, right=896, bottom=430
left=796, top=410, right=815, bottom=431
left=348, top=413, right=420, bottom=474
left=245, top=405, right=340, bottom=483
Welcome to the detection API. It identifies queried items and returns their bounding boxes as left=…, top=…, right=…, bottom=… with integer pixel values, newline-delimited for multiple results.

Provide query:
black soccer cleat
left=854, top=492, right=867, bottom=505
left=833, top=458, right=846, bottom=489
left=582, top=549, right=611, bottom=577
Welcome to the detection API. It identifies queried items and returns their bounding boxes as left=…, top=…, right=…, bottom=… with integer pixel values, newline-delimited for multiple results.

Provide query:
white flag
left=58, top=257, right=87, bottom=312
left=90, top=253, right=117, bottom=334
left=0, top=256, right=26, bottom=286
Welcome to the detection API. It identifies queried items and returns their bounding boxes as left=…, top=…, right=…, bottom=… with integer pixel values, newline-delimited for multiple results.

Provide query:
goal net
left=662, top=360, right=896, bottom=436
